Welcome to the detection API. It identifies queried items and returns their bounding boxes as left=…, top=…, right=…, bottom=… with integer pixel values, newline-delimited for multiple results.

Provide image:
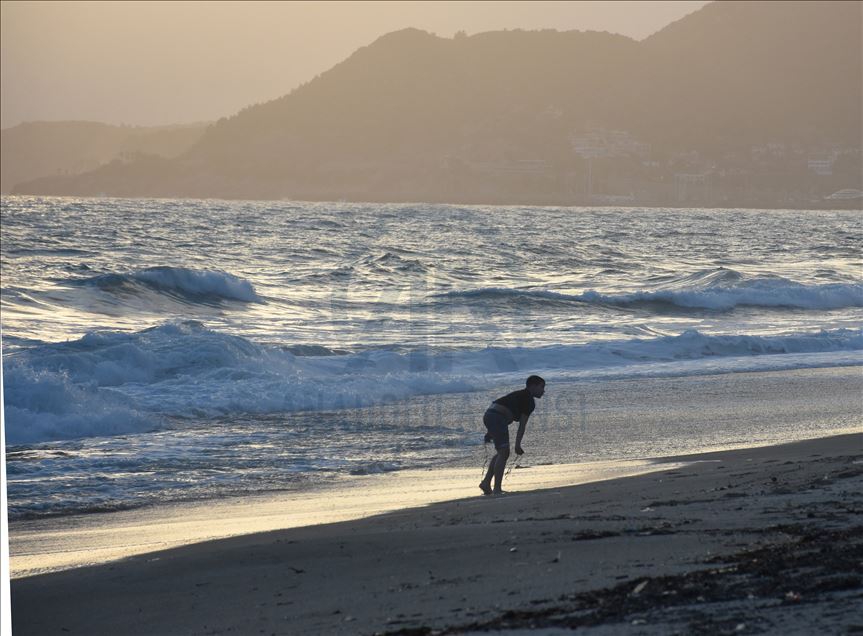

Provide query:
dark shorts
left=483, top=409, right=510, bottom=450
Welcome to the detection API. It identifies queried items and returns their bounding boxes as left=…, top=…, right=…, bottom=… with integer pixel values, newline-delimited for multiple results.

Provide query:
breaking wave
left=437, top=271, right=863, bottom=312
left=68, top=266, right=263, bottom=304
left=4, top=320, right=860, bottom=444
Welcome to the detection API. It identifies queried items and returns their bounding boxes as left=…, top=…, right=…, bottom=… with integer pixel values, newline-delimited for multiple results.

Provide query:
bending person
left=480, top=375, right=545, bottom=495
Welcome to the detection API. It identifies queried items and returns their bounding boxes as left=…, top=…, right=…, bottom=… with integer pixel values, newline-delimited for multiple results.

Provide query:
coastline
left=8, top=364, right=862, bottom=579
left=11, top=431, right=863, bottom=635
left=4, top=192, right=861, bottom=212
left=8, top=458, right=689, bottom=579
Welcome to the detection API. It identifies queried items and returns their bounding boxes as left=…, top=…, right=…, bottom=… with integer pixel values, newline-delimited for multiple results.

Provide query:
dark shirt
left=493, top=389, right=535, bottom=421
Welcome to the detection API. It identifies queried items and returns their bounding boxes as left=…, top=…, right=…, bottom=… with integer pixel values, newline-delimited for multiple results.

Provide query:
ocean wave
left=434, top=287, right=589, bottom=305
left=349, top=461, right=402, bottom=475
left=368, top=251, right=428, bottom=275
left=1, top=321, right=472, bottom=444
left=291, top=251, right=430, bottom=285
left=3, top=361, right=156, bottom=445
left=7, top=247, right=96, bottom=257
left=586, top=278, right=863, bottom=311
left=68, top=266, right=263, bottom=304
left=4, top=321, right=861, bottom=444
left=436, top=273, right=863, bottom=312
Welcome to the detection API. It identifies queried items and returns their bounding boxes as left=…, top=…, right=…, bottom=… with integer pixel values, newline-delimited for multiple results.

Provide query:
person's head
left=526, top=375, right=545, bottom=398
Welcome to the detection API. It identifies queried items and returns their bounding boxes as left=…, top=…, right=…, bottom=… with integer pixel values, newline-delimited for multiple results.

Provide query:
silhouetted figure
left=479, top=375, right=545, bottom=495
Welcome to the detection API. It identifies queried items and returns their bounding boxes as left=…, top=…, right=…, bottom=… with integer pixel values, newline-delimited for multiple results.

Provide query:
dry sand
left=10, top=432, right=863, bottom=635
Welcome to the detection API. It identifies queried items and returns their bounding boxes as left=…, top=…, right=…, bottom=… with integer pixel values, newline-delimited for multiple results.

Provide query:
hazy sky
left=1, top=1, right=708, bottom=129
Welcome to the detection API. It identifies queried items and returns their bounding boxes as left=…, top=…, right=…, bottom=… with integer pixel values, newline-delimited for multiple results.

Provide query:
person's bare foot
left=479, top=481, right=492, bottom=495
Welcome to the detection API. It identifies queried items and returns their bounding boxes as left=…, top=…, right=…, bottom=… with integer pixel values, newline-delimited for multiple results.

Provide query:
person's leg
left=493, top=446, right=510, bottom=493
left=480, top=455, right=496, bottom=494
left=480, top=412, right=509, bottom=495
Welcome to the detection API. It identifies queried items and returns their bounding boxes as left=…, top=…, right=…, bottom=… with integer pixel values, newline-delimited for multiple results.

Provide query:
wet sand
left=9, top=459, right=682, bottom=578
left=11, top=432, right=863, bottom=635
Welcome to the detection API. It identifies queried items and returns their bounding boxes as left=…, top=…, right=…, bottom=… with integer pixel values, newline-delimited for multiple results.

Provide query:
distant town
left=443, top=125, right=861, bottom=208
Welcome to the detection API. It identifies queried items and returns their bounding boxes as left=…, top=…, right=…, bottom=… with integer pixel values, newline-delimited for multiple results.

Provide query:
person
left=479, top=375, right=545, bottom=495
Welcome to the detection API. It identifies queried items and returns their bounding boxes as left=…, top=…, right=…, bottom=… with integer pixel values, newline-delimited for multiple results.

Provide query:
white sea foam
left=4, top=321, right=861, bottom=444
left=3, top=362, right=154, bottom=445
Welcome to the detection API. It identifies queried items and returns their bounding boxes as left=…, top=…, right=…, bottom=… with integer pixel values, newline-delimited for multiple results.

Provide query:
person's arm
left=514, top=414, right=529, bottom=455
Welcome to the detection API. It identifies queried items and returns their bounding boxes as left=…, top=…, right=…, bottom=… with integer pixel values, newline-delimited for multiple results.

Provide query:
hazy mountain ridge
left=9, top=1, right=862, bottom=207
left=1, top=121, right=208, bottom=194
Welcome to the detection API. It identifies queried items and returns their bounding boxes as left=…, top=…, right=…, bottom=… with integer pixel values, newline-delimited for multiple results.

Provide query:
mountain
left=10, top=1, right=862, bottom=207
left=1, top=121, right=207, bottom=194
left=634, top=0, right=861, bottom=151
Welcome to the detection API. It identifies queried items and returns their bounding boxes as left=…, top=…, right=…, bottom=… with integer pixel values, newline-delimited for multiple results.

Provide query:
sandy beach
left=3, top=3, right=862, bottom=635
left=10, top=431, right=862, bottom=635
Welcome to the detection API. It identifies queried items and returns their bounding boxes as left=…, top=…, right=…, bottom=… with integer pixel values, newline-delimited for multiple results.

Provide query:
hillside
left=635, top=0, right=862, bottom=150
left=10, top=1, right=862, bottom=207
left=1, top=121, right=207, bottom=193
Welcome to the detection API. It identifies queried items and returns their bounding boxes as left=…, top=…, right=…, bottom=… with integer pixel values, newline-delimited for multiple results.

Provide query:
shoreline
left=11, top=431, right=863, bottom=635
left=8, top=362, right=863, bottom=579
left=6, top=363, right=861, bottom=527
left=9, top=458, right=689, bottom=579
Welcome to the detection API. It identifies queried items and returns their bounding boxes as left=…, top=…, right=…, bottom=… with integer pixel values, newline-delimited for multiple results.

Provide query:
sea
left=2, top=196, right=862, bottom=520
